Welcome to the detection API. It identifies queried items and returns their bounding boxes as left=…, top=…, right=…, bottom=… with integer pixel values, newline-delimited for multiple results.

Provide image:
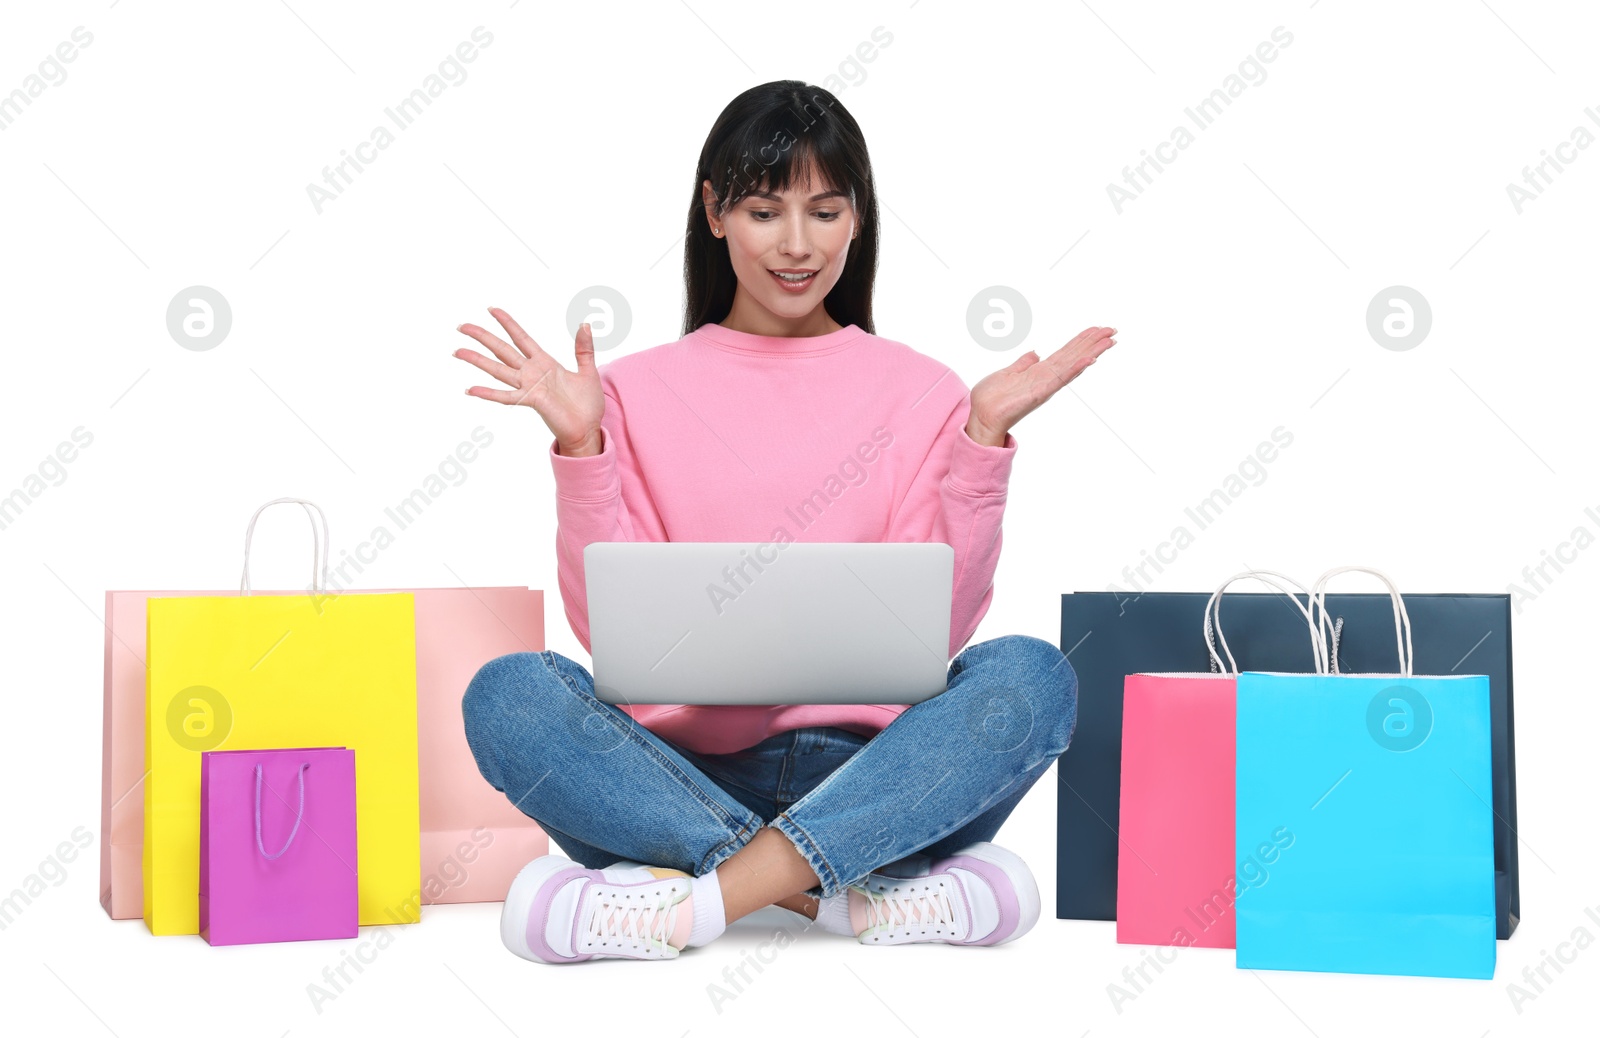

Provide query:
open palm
left=969, top=326, right=1118, bottom=440
left=455, top=307, right=606, bottom=452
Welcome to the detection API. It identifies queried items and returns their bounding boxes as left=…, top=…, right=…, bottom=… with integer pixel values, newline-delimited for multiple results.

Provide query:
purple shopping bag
left=200, top=747, right=358, bottom=946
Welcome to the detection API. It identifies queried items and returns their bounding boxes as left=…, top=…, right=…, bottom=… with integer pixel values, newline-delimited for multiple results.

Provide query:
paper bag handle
left=255, top=762, right=310, bottom=860
left=240, top=498, right=330, bottom=595
left=1205, top=570, right=1333, bottom=675
left=1310, top=565, right=1413, bottom=676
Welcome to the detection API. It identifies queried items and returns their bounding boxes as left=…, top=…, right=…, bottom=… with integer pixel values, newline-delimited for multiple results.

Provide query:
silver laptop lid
left=585, top=542, right=953, bottom=705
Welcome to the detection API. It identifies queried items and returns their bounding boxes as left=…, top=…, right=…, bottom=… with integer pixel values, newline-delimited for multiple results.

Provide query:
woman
left=455, top=80, right=1117, bottom=965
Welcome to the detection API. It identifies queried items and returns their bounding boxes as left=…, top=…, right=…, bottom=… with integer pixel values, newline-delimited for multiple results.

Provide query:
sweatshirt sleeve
left=548, top=379, right=666, bottom=654
left=884, top=391, right=1018, bottom=659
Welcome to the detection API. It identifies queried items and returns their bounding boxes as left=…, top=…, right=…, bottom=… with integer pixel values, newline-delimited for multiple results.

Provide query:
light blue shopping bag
left=1234, top=567, right=1496, bottom=979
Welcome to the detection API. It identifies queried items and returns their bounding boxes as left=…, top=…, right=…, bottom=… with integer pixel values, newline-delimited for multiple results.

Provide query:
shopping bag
left=1056, top=588, right=1519, bottom=939
left=144, top=498, right=420, bottom=934
left=1235, top=566, right=1496, bottom=979
left=102, top=583, right=548, bottom=918
left=200, top=747, right=358, bottom=945
left=1321, top=590, right=1520, bottom=939
left=410, top=586, right=549, bottom=903
left=1117, top=571, right=1327, bottom=949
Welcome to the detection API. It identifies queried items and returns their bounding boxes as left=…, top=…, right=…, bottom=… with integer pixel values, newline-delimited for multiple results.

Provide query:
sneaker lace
left=586, top=886, right=681, bottom=951
left=858, top=878, right=957, bottom=935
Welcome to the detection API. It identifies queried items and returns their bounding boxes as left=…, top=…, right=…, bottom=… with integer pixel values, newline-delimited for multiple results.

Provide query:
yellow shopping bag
left=143, top=498, right=421, bottom=935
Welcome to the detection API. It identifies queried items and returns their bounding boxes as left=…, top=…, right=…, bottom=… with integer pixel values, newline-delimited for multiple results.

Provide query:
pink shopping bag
left=101, top=585, right=549, bottom=918
left=200, top=747, right=358, bottom=945
left=1116, top=571, right=1329, bottom=949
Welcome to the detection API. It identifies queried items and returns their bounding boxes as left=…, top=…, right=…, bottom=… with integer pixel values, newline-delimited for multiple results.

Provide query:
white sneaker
left=849, top=842, right=1041, bottom=947
left=500, top=854, right=695, bottom=964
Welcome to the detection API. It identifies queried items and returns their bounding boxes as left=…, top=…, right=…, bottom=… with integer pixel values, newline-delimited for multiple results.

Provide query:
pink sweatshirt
left=548, top=320, right=1019, bottom=755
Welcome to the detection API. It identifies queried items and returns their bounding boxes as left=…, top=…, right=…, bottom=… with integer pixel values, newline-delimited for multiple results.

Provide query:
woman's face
left=703, top=167, right=857, bottom=326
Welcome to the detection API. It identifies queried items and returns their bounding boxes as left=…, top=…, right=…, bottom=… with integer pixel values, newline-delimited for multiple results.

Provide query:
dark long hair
left=682, top=81, right=879, bottom=338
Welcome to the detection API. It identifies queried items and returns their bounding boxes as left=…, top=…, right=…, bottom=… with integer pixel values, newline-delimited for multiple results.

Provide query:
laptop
left=585, top=542, right=953, bottom=705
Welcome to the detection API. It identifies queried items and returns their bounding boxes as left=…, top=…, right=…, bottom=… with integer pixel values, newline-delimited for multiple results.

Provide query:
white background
left=2, top=1, right=1596, bottom=1035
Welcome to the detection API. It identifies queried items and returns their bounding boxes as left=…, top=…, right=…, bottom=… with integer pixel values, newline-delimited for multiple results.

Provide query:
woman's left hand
left=965, top=325, right=1118, bottom=446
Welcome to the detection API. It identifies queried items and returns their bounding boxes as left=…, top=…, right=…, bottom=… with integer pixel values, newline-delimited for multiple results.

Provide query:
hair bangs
left=708, top=104, right=861, bottom=216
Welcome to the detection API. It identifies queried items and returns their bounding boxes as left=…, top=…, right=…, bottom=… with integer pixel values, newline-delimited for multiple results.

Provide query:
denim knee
left=1020, top=634, right=1079, bottom=758
left=460, top=653, right=513, bottom=776
left=1049, top=660, right=1079, bottom=759
left=463, top=652, right=533, bottom=739
left=462, top=650, right=630, bottom=771
left=981, top=633, right=1078, bottom=762
left=460, top=650, right=573, bottom=780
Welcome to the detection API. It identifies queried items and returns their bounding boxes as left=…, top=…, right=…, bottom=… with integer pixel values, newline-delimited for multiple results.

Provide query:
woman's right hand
left=455, top=307, right=605, bottom=456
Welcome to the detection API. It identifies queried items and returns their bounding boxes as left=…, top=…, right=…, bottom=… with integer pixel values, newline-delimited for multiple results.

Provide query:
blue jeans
left=461, top=633, right=1078, bottom=899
